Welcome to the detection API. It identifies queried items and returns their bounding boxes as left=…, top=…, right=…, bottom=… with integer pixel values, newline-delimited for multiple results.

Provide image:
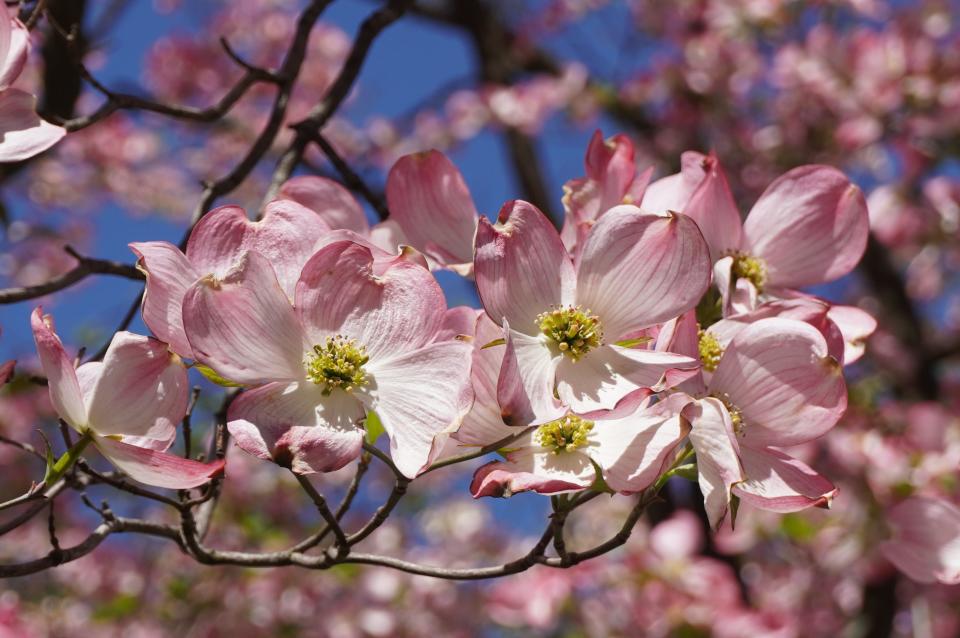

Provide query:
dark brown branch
left=302, top=129, right=390, bottom=220
left=267, top=0, right=413, bottom=198
left=0, top=248, right=141, bottom=304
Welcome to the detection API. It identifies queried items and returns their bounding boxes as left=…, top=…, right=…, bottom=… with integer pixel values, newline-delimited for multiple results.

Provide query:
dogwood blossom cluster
left=20, top=131, right=870, bottom=541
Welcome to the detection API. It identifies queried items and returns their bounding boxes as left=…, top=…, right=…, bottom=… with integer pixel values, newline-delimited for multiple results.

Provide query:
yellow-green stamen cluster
left=731, top=253, right=767, bottom=291
left=698, top=329, right=724, bottom=373
left=713, top=393, right=745, bottom=435
left=305, top=336, right=369, bottom=395
left=537, top=305, right=602, bottom=361
left=535, top=414, right=595, bottom=454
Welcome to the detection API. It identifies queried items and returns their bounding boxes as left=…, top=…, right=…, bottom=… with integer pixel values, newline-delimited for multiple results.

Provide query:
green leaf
left=45, top=432, right=93, bottom=488
left=195, top=364, right=245, bottom=387
left=669, top=462, right=698, bottom=482
left=613, top=336, right=653, bottom=348
left=364, top=410, right=384, bottom=445
left=481, top=338, right=505, bottom=349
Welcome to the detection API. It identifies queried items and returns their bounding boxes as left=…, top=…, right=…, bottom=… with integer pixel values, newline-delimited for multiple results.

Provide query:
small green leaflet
left=364, top=410, right=385, bottom=445
left=195, top=364, right=245, bottom=387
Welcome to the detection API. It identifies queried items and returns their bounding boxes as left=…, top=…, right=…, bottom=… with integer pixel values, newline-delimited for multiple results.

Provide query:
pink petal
left=555, top=345, right=698, bottom=414
left=454, top=313, right=517, bottom=446
left=296, top=240, right=446, bottom=360
left=30, top=308, right=86, bottom=430
left=183, top=251, right=306, bottom=384
left=682, top=154, right=743, bottom=261
left=129, top=241, right=199, bottom=358
left=185, top=200, right=330, bottom=298
left=683, top=397, right=744, bottom=530
left=474, top=200, right=575, bottom=331
left=826, top=305, right=876, bottom=365
left=743, top=165, right=869, bottom=288
left=732, top=446, right=836, bottom=512
left=0, top=359, right=14, bottom=386
left=655, top=310, right=707, bottom=396
left=880, top=497, right=960, bottom=585
left=434, top=305, right=479, bottom=342
left=361, top=340, right=474, bottom=478
left=385, top=150, right=479, bottom=268
left=83, top=332, right=187, bottom=442
left=0, top=7, right=11, bottom=80
left=470, top=442, right=595, bottom=497
left=0, top=89, right=66, bottom=162
left=711, top=298, right=845, bottom=363
left=585, top=130, right=637, bottom=212
left=279, top=175, right=369, bottom=235
left=0, top=19, right=28, bottom=90
left=368, top=219, right=407, bottom=256
left=639, top=151, right=708, bottom=214
left=710, top=317, right=847, bottom=447
left=575, top=207, right=711, bottom=337
left=591, top=395, right=691, bottom=493
left=227, top=382, right=364, bottom=474
left=93, top=435, right=225, bottom=490
left=497, top=323, right=565, bottom=427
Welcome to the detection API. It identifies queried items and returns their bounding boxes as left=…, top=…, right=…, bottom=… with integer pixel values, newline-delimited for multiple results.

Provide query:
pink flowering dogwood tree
left=1, top=2, right=958, bottom=635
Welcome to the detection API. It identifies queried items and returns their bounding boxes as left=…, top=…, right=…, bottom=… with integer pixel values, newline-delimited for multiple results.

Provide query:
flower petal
left=385, top=150, right=479, bottom=267
left=710, top=317, right=847, bottom=447
left=296, top=240, right=446, bottom=360
left=185, top=200, right=330, bottom=298
left=684, top=397, right=744, bottom=530
left=732, top=446, right=836, bottom=512
left=575, top=207, right=710, bottom=337
left=30, top=308, right=86, bottom=430
left=743, top=165, right=869, bottom=288
left=0, top=19, right=28, bottom=90
left=880, top=497, right=960, bottom=585
left=227, top=382, right=363, bottom=474
left=279, top=175, right=369, bottom=235
left=682, top=154, right=743, bottom=261
left=556, top=344, right=699, bottom=414
left=591, top=395, right=691, bottom=493
left=454, top=313, right=517, bottom=446
left=362, top=340, right=474, bottom=478
left=639, top=151, right=708, bottom=214
left=84, top=332, right=187, bottom=441
left=498, top=323, right=565, bottom=427
left=93, top=435, right=224, bottom=489
left=130, top=241, right=199, bottom=358
left=826, top=305, right=876, bottom=365
left=475, top=200, right=575, bottom=331
left=470, top=443, right=594, bottom=497
left=183, top=251, right=306, bottom=384
left=0, top=89, right=65, bottom=162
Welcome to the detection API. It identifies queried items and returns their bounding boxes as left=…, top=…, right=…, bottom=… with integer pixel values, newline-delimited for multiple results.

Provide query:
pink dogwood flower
left=560, top=130, right=652, bottom=254
left=181, top=240, right=473, bottom=478
left=470, top=395, right=691, bottom=497
left=0, top=4, right=65, bottom=162
left=880, top=496, right=960, bottom=585
left=474, top=200, right=710, bottom=422
left=682, top=156, right=869, bottom=314
left=676, top=317, right=846, bottom=528
left=130, top=199, right=330, bottom=358
left=31, top=308, right=223, bottom=489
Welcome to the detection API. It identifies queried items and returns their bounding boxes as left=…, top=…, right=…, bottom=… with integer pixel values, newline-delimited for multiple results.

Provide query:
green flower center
left=537, top=305, right=602, bottom=361
left=698, top=329, right=724, bottom=373
left=730, top=252, right=767, bottom=291
left=535, top=414, right=595, bottom=454
left=305, top=336, right=369, bottom=395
